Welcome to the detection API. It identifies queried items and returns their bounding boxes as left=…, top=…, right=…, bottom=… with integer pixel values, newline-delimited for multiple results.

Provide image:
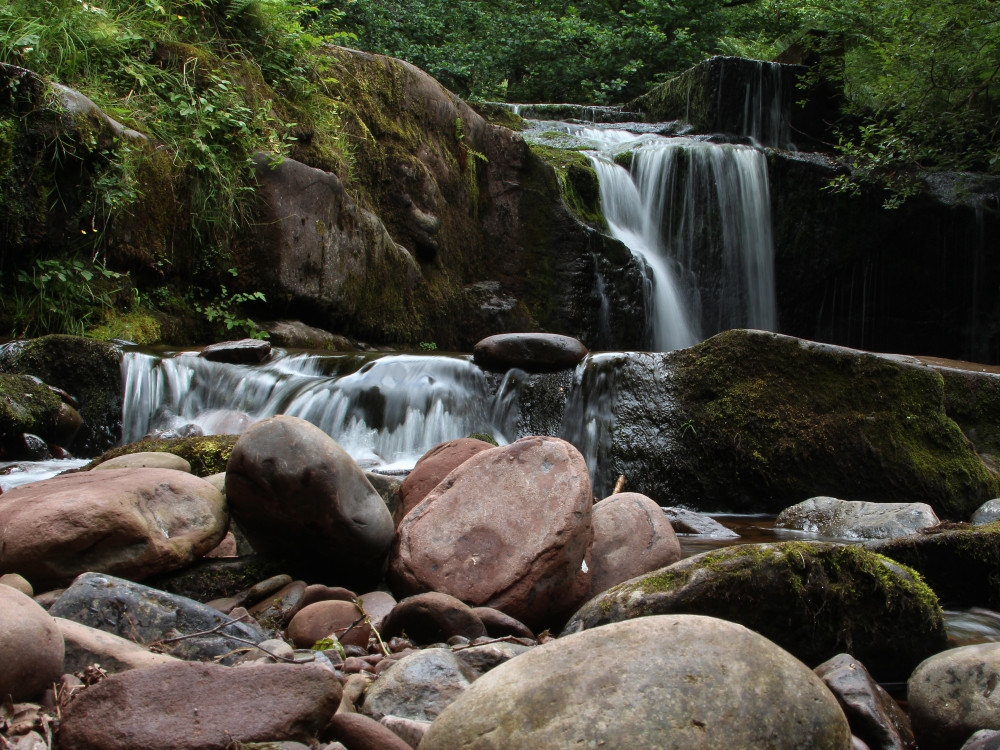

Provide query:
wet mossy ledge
left=564, top=540, right=946, bottom=681
left=86, top=435, right=240, bottom=477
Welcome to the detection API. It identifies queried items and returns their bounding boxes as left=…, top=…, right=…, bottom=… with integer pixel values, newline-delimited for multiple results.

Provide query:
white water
left=540, top=123, right=777, bottom=351
left=121, top=350, right=504, bottom=472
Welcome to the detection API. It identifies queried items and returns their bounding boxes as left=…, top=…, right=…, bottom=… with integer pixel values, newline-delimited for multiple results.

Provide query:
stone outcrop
left=776, top=496, right=940, bottom=539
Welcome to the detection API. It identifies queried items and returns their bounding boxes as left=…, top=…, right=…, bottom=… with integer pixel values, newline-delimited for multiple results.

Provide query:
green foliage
left=12, top=257, right=125, bottom=337
left=193, top=277, right=269, bottom=339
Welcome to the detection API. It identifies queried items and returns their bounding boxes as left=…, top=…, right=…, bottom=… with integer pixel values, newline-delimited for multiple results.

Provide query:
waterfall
left=121, top=350, right=503, bottom=471
left=541, top=122, right=777, bottom=351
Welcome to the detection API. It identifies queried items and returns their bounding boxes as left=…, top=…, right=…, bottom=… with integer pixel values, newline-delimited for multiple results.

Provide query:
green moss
left=87, top=434, right=240, bottom=477
left=529, top=145, right=607, bottom=229
left=467, top=432, right=499, bottom=446
left=0, top=373, right=62, bottom=436
left=671, top=330, right=999, bottom=518
left=87, top=310, right=163, bottom=345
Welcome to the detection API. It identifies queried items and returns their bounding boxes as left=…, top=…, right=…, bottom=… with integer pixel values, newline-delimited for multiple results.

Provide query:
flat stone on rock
left=56, top=661, right=341, bottom=750
left=91, top=451, right=192, bottom=473
left=662, top=506, right=740, bottom=537
left=225, top=416, right=395, bottom=588
left=0, top=468, right=228, bottom=589
left=776, top=496, right=940, bottom=539
left=389, top=436, right=593, bottom=629
left=473, top=333, right=589, bottom=373
left=200, top=338, right=272, bottom=364
left=419, top=615, right=853, bottom=749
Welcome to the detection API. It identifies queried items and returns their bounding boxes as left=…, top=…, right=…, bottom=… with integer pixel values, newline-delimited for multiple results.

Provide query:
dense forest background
left=1, top=0, right=998, bottom=341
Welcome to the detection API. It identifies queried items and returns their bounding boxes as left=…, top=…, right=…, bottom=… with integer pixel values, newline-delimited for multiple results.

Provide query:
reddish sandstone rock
left=589, top=492, right=681, bottom=597
left=0, top=469, right=228, bottom=589
left=57, top=661, right=341, bottom=750
left=398, top=438, right=495, bottom=519
left=287, top=599, right=370, bottom=649
left=381, top=592, right=487, bottom=645
left=389, top=436, right=593, bottom=629
left=0, top=584, right=64, bottom=701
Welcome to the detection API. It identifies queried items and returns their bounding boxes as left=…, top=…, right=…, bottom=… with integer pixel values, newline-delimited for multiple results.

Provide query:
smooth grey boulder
left=49, top=572, right=267, bottom=664
left=200, top=338, right=272, bottom=364
left=972, top=499, right=1000, bottom=525
left=56, top=661, right=341, bottom=750
left=909, top=642, right=1000, bottom=750
left=419, top=615, right=853, bottom=749
left=776, top=496, right=940, bottom=539
left=564, top=542, right=946, bottom=681
left=662, top=506, right=740, bottom=537
left=362, top=648, right=475, bottom=723
left=225, top=415, right=395, bottom=588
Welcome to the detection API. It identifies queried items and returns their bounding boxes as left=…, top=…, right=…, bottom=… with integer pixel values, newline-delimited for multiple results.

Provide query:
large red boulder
left=389, top=436, right=593, bottom=629
left=398, top=438, right=496, bottom=519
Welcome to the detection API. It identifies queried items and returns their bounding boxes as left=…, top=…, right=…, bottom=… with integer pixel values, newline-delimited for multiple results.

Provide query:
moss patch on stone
left=0, top=373, right=62, bottom=437
left=670, top=330, right=999, bottom=518
left=87, top=434, right=240, bottom=477
left=529, top=145, right=607, bottom=230
left=571, top=540, right=946, bottom=680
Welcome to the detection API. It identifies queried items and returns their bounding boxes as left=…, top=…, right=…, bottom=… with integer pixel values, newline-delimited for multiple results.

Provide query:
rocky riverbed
left=3, top=409, right=1000, bottom=749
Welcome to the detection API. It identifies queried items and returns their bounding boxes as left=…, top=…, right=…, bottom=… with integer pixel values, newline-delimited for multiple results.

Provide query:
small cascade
left=732, top=59, right=793, bottom=148
left=121, top=350, right=502, bottom=471
left=531, top=121, right=777, bottom=350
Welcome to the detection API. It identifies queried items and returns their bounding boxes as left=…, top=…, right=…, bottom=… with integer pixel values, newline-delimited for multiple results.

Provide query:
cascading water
left=531, top=122, right=777, bottom=351
left=120, top=349, right=503, bottom=471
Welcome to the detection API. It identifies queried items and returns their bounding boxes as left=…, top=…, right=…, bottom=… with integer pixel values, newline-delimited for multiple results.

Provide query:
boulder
left=605, top=330, right=998, bottom=517
left=909, top=642, right=1000, bottom=750
left=472, top=333, right=589, bottom=373
left=259, top=320, right=355, bottom=351
left=815, top=653, right=916, bottom=750
left=661, top=506, right=740, bottom=537
left=397, top=438, right=496, bottom=519
left=0, top=468, right=228, bottom=588
left=419, top=614, right=853, bottom=749
left=589, top=491, right=681, bottom=596
left=56, top=661, right=342, bottom=750
left=380, top=592, right=487, bottom=645
left=963, top=731, right=1000, bottom=750
left=776, top=497, right=940, bottom=539
left=0, top=584, right=64, bottom=701
left=564, top=542, right=946, bottom=681
left=200, top=338, right=272, bottom=364
left=57, top=618, right=180, bottom=675
left=87, top=435, right=240, bottom=477
left=0, top=335, right=122, bottom=455
left=389, top=436, right=593, bottom=629
left=868, top=522, right=1000, bottom=608
left=225, top=415, right=395, bottom=588
left=91, top=451, right=192, bottom=473
left=362, top=648, right=475, bottom=723
left=49, top=572, right=267, bottom=663
left=972, top=500, right=1000, bottom=525
left=471, top=607, right=534, bottom=639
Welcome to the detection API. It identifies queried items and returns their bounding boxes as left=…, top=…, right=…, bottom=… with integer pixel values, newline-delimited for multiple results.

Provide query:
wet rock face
left=225, top=415, right=395, bottom=589
left=565, top=541, right=947, bottom=682
left=0, top=336, right=122, bottom=455
left=608, top=330, right=997, bottom=518
left=389, top=436, right=593, bottom=630
left=0, top=468, right=228, bottom=589
left=419, top=615, right=853, bottom=750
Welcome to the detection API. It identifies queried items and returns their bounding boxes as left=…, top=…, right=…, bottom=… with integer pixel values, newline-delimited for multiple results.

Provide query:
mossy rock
left=87, top=434, right=240, bottom=477
left=668, top=330, right=999, bottom=519
left=146, top=555, right=290, bottom=604
left=529, top=145, right=606, bottom=230
left=564, top=541, right=946, bottom=681
left=934, top=366, right=1000, bottom=469
left=0, top=336, right=122, bottom=456
left=868, top=521, right=1000, bottom=609
left=0, top=373, right=62, bottom=440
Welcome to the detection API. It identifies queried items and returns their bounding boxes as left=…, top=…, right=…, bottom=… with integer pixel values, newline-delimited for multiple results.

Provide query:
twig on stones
left=450, top=635, right=532, bottom=651
left=153, top=614, right=299, bottom=664
left=612, top=474, right=626, bottom=494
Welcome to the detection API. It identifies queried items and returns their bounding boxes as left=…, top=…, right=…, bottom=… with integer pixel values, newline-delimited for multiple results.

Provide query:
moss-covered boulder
left=867, top=522, right=1000, bottom=609
left=0, top=373, right=62, bottom=449
left=602, top=329, right=998, bottom=517
left=0, top=336, right=122, bottom=455
left=86, top=435, right=239, bottom=477
left=563, top=541, right=946, bottom=681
